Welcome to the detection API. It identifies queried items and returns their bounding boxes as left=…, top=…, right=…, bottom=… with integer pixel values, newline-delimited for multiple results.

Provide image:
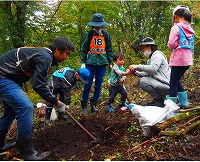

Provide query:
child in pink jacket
left=167, top=5, right=195, bottom=108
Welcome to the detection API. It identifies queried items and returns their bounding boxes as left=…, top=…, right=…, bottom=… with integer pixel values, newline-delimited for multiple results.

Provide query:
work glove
left=55, top=101, right=66, bottom=112
left=66, top=105, right=70, bottom=112
left=81, top=63, right=86, bottom=68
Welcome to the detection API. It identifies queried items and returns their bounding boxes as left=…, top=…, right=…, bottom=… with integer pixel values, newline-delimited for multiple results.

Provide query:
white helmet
left=173, top=5, right=190, bottom=16
left=172, top=5, right=191, bottom=25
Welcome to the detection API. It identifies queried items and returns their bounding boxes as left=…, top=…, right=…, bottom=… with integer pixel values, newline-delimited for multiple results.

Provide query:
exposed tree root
left=178, top=107, right=200, bottom=113
left=159, top=120, right=200, bottom=137
left=156, top=110, right=200, bottom=130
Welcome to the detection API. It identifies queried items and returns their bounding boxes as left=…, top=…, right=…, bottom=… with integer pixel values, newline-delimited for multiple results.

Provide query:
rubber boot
left=166, top=95, right=177, bottom=103
left=0, top=135, right=16, bottom=152
left=58, top=112, right=68, bottom=120
left=17, top=138, right=50, bottom=161
left=178, top=91, right=189, bottom=108
left=90, top=99, right=98, bottom=113
left=166, top=95, right=179, bottom=116
left=81, top=100, right=88, bottom=115
left=45, top=107, right=53, bottom=125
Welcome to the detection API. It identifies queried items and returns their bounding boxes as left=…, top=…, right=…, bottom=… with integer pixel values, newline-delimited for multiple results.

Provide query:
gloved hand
left=66, top=105, right=70, bottom=112
left=55, top=101, right=66, bottom=112
left=81, top=63, right=86, bottom=68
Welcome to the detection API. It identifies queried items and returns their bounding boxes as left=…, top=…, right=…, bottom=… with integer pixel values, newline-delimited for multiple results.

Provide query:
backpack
left=178, top=26, right=194, bottom=50
left=87, top=29, right=108, bottom=45
left=52, top=67, right=72, bottom=78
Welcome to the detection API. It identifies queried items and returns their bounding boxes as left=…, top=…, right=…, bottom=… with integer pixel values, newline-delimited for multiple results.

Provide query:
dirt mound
left=0, top=66, right=200, bottom=161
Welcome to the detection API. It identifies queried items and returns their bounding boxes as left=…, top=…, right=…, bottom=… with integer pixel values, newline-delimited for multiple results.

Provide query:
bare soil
left=1, top=64, right=200, bottom=161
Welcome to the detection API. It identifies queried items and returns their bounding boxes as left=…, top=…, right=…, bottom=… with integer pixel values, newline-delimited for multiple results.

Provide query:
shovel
left=65, top=111, right=98, bottom=143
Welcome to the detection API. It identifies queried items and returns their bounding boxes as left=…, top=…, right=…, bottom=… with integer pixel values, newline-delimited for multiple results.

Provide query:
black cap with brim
left=140, top=37, right=157, bottom=46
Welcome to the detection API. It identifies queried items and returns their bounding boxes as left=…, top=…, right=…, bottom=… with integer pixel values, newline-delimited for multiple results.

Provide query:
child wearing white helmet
left=167, top=5, right=195, bottom=108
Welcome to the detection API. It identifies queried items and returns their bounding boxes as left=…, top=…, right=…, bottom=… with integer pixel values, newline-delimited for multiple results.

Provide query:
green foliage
left=127, top=121, right=140, bottom=133
left=0, top=1, right=199, bottom=106
left=24, top=82, right=45, bottom=106
left=116, top=152, right=122, bottom=160
left=0, top=1, right=199, bottom=59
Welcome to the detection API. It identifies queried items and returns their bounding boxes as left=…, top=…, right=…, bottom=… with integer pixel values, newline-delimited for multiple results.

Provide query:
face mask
left=143, top=49, right=151, bottom=57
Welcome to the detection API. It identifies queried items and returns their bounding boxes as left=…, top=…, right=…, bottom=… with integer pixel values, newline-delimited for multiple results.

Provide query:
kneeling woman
left=129, top=37, right=171, bottom=107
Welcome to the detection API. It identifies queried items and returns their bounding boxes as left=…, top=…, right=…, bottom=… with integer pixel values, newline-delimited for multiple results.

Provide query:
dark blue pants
left=107, top=85, right=127, bottom=105
left=0, top=79, right=34, bottom=141
left=170, top=66, right=189, bottom=97
left=82, top=65, right=106, bottom=101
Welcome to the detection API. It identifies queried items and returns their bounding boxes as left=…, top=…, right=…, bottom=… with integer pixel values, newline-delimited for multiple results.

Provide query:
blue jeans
left=0, top=78, right=34, bottom=141
left=170, top=66, right=189, bottom=97
left=82, top=65, right=106, bottom=101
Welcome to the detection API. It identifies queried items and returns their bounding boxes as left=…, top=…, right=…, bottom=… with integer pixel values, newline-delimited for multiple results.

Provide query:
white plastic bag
left=129, top=99, right=180, bottom=137
left=50, top=108, right=57, bottom=121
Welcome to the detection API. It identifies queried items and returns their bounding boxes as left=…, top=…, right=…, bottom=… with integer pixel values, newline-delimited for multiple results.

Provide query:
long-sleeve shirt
left=167, top=21, right=195, bottom=66
left=108, top=63, right=125, bottom=86
left=135, top=50, right=171, bottom=85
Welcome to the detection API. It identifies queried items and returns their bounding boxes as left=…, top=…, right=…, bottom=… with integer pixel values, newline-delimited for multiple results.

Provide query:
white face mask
left=143, top=49, right=151, bottom=57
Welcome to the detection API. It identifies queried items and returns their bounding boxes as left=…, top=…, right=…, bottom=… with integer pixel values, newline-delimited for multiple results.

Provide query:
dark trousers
left=170, top=66, right=189, bottom=97
left=107, top=85, right=127, bottom=105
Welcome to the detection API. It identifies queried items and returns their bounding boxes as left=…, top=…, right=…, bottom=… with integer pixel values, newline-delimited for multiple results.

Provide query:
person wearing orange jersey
left=80, top=13, right=113, bottom=115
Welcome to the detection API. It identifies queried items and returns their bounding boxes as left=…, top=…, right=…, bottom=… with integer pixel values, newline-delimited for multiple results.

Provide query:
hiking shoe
left=108, top=105, right=114, bottom=112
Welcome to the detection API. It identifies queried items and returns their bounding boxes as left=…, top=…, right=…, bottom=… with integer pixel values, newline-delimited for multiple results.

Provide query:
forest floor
left=0, top=62, right=200, bottom=161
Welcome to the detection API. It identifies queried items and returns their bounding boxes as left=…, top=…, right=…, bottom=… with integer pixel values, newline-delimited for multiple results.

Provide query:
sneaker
left=108, top=105, right=114, bottom=112
left=120, top=102, right=128, bottom=107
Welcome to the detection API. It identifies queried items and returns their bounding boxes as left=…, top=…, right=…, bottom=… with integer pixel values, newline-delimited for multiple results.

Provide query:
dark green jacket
left=80, top=29, right=113, bottom=66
